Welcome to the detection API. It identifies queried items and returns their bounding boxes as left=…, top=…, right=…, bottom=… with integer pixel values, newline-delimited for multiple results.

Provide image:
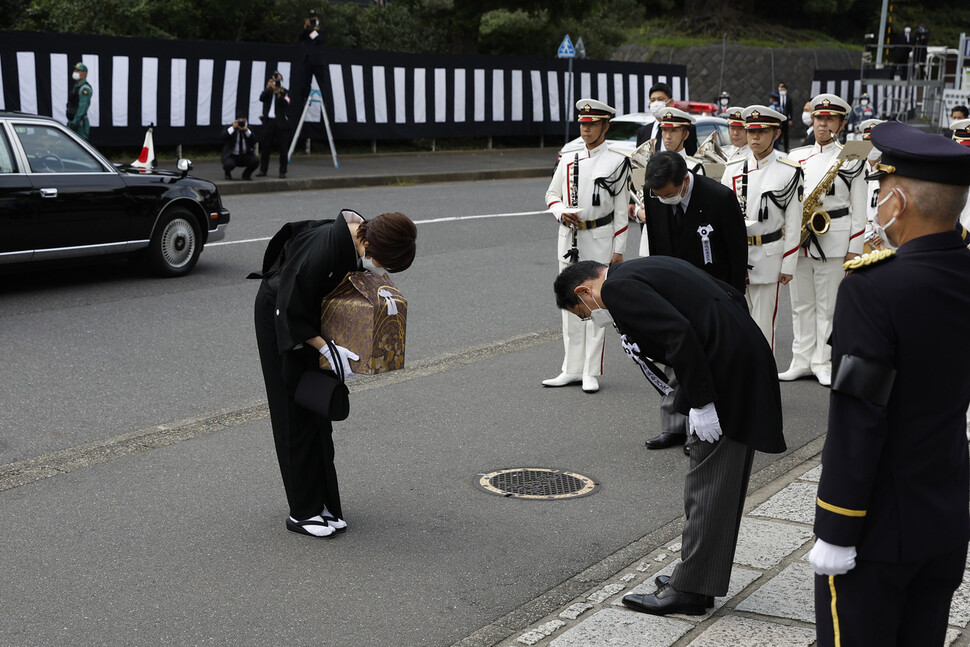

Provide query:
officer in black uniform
left=810, top=121, right=970, bottom=647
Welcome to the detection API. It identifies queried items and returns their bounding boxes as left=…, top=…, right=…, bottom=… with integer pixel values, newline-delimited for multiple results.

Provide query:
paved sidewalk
left=154, top=147, right=556, bottom=196
left=461, top=442, right=970, bottom=647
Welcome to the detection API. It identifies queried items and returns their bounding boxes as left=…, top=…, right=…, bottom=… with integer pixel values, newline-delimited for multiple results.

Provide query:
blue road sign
left=558, top=35, right=576, bottom=59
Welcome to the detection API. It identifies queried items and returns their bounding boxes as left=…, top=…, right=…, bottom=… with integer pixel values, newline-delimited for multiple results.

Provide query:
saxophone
left=799, top=156, right=842, bottom=248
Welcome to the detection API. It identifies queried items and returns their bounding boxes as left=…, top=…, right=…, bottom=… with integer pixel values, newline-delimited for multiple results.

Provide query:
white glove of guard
left=688, top=402, right=723, bottom=443
left=320, top=342, right=359, bottom=377
left=809, top=538, right=857, bottom=576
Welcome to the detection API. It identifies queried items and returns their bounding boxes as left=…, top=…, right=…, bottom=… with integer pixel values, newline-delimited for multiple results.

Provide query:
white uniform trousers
left=788, top=256, right=843, bottom=374
left=560, top=307, right=606, bottom=376
left=745, top=282, right=781, bottom=351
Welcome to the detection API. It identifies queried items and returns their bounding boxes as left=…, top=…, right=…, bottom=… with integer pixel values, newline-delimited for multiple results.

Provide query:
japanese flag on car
left=131, top=126, right=156, bottom=172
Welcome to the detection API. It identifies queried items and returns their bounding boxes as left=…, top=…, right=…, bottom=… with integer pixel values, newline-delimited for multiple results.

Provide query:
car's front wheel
left=148, top=208, right=202, bottom=277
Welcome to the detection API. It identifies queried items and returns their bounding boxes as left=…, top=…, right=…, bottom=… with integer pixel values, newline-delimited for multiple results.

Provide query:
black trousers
left=259, top=122, right=291, bottom=174
left=223, top=152, right=259, bottom=176
left=254, top=282, right=342, bottom=521
left=815, top=545, right=966, bottom=647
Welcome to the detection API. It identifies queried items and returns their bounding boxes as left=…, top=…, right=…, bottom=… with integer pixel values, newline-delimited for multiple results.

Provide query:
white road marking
left=206, top=210, right=548, bottom=247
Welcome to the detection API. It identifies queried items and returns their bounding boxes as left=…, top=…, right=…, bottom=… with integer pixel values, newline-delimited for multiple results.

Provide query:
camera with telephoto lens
left=238, top=119, right=247, bottom=129
left=308, top=10, right=319, bottom=28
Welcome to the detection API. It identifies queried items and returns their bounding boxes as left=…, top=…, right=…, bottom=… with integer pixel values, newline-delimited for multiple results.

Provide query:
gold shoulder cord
left=843, top=248, right=896, bottom=272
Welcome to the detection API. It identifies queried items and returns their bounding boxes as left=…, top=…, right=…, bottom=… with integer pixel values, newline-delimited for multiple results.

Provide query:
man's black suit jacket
left=221, top=128, right=256, bottom=165
left=603, top=256, right=785, bottom=453
left=259, top=89, right=292, bottom=129
left=642, top=173, right=747, bottom=293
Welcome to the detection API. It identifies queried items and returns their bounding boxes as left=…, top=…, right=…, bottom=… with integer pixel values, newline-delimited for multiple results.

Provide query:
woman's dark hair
left=554, top=261, right=607, bottom=310
left=643, top=151, right=688, bottom=191
left=356, top=212, right=417, bottom=273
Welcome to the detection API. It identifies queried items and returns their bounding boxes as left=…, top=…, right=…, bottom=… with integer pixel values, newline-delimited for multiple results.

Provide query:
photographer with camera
left=298, top=10, right=327, bottom=113
left=256, top=71, right=292, bottom=179
left=221, top=115, right=259, bottom=181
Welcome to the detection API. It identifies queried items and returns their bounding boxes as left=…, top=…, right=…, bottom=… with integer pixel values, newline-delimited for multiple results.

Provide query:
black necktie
left=672, top=204, right=684, bottom=233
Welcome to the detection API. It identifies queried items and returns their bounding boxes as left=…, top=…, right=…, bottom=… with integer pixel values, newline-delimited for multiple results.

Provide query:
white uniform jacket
left=721, top=150, right=803, bottom=285
left=546, top=142, right=630, bottom=263
left=724, top=144, right=749, bottom=163
left=789, top=142, right=867, bottom=260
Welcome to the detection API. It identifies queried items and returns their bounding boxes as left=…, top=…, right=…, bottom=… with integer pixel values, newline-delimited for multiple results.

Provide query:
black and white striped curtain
left=811, top=69, right=916, bottom=122
left=0, top=30, right=688, bottom=147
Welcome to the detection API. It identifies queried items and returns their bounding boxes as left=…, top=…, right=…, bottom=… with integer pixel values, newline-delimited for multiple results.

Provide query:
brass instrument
left=799, top=157, right=840, bottom=247
left=626, top=139, right=655, bottom=208
left=694, top=131, right=729, bottom=165
left=800, top=141, right=870, bottom=248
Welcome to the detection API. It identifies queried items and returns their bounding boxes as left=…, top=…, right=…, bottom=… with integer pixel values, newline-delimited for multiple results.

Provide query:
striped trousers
left=669, top=434, right=755, bottom=597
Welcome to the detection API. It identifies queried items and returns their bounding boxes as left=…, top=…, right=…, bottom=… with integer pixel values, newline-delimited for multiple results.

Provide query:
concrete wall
left=613, top=43, right=862, bottom=111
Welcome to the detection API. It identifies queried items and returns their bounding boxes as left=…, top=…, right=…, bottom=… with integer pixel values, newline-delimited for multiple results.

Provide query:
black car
left=0, top=112, right=230, bottom=277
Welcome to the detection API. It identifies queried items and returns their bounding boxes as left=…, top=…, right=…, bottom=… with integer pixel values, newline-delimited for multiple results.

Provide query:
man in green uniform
left=66, top=62, right=92, bottom=141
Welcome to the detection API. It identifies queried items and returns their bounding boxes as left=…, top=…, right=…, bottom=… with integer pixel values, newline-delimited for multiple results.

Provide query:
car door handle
left=40, top=188, right=58, bottom=198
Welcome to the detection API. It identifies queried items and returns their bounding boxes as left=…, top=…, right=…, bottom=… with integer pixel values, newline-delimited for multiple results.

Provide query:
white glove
left=688, top=402, right=723, bottom=443
left=320, top=342, right=359, bottom=376
left=549, top=203, right=565, bottom=222
left=809, top=538, right=857, bottom=576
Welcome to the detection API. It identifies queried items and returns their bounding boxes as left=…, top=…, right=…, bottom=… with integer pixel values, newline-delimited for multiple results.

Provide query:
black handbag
left=294, top=340, right=350, bottom=421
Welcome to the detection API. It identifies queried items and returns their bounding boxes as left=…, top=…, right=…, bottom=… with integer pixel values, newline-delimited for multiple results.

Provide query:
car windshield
left=14, top=124, right=106, bottom=174
left=606, top=121, right=645, bottom=143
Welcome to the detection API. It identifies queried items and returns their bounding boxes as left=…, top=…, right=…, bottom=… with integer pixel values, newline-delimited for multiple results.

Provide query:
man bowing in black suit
left=554, top=258, right=786, bottom=615
left=635, top=151, right=748, bottom=452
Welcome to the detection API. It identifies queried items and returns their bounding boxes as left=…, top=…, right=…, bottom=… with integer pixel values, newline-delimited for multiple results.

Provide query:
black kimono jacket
left=258, top=215, right=359, bottom=353
left=602, top=256, right=785, bottom=454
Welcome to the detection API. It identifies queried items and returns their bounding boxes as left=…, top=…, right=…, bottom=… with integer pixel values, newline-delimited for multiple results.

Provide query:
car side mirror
left=177, top=158, right=193, bottom=177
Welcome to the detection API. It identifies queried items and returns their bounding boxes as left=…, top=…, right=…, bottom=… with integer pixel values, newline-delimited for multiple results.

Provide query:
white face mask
left=72, top=72, right=81, bottom=81
left=779, top=90, right=787, bottom=96
left=802, top=111, right=813, bottom=126
left=719, top=98, right=729, bottom=106
left=579, top=294, right=614, bottom=329
left=873, top=187, right=906, bottom=246
left=653, top=180, right=686, bottom=206
left=861, top=99, right=869, bottom=107
left=360, top=255, right=387, bottom=276
left=649, top=100, right=666, bottom=113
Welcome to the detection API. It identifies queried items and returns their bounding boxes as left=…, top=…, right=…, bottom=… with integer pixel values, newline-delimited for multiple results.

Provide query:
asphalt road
left=0, top=178, right=829, bottom=646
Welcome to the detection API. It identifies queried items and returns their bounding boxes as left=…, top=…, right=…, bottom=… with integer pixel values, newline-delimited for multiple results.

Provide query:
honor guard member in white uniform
left=859, top=119, right=889, bottom=251
left=723, top=107, right=750, bottom=162
left=721, top=106, right=803, bottom=349
left=655, top=107, right=706, bottom=176
left=543, top=99, right=631, bottom=393
left=951, top=119, right=970, bottom=232
left=779, top=94, right=867, bottom=386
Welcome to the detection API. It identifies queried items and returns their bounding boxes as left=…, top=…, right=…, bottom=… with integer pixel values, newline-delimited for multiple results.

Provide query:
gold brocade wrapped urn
left=318, top=272, right=407, bottom=375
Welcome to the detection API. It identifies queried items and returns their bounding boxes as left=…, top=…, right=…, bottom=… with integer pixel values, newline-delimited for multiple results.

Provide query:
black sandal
left=286, top=517, right=335, bottom=538
left=321, top=513, right=348, bottom=533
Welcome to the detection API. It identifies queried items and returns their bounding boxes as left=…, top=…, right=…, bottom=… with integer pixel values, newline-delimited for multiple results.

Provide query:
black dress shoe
left=621, top=583, right=709, bottom=616
left=654, top=575, right=714, bottom=607
left=645, top=431, right=687, bottom=450
left=224, top=171, right=232, bottom=180
left=242, top=172, right=253, bottom=181
left=279, top=172, right=287, bottom=179
left=255, top=171, right=267, bottom=177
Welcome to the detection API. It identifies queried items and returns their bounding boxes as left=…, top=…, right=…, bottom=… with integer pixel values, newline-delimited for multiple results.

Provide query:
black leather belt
left=747, top=229, right=783, bottom=246
left=828, top=207, right=849, bottom=219
left=563, top=213, right=614, bottom=231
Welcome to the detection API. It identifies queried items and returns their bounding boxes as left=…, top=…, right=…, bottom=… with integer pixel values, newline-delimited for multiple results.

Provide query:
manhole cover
left=475, top=468, right=599, bottom=500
